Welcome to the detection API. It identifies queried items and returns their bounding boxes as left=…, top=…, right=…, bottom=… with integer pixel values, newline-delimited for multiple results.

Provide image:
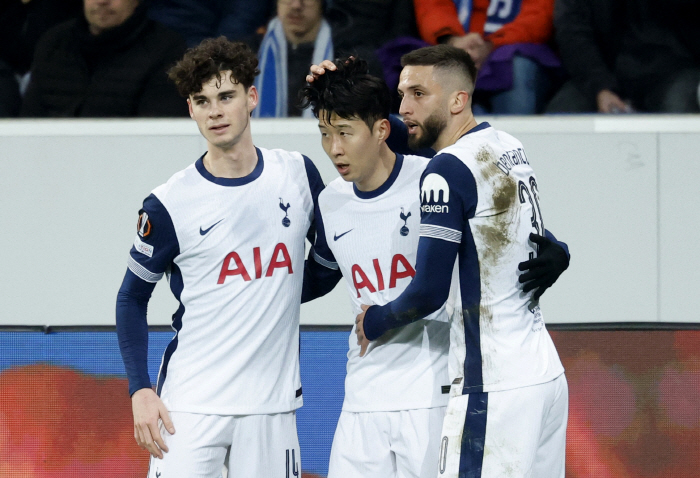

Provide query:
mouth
left=334, top=163, right=350, bottom=175
left=404, top=120, right=419, bottom=135
left=209, top=124, right=230, bottom=134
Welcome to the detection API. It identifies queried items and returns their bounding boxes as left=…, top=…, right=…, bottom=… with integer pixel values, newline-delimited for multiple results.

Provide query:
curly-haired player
left=116, top=37, right=340, bottom=477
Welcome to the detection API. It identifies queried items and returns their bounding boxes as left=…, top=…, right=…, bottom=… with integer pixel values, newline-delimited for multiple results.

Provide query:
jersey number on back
left=518, top=176, right=543, bottom=235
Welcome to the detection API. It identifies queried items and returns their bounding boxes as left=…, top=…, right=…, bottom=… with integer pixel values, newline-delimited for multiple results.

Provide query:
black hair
left=299, top=56, right=391, bottom=131
left=401, top=45, right=477, bottom=92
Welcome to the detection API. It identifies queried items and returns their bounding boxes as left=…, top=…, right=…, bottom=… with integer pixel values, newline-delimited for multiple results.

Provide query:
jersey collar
left=353, top=153, right=404, bottom=199
left=195, top=147, right=265, bottom=186
left=459, top=122, right=491, bottom=139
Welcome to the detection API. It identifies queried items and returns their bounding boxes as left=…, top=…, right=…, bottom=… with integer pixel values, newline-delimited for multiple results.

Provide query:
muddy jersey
left=419, top=122, right=564, bottom=393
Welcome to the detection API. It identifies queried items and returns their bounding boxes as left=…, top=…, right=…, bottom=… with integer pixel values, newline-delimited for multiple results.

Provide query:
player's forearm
left=544, top=228, right=569, bottom=259
left=116, top=269, right=155, bottom=396
left=363, top=237, right=458, bottom=340
left=301, top=250, right=342, bottom=303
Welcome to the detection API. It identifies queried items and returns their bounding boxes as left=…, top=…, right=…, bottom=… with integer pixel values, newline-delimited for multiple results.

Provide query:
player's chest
left=172, top=182, right=311, bottom=258
left=324, top=194, right=421, bottom=275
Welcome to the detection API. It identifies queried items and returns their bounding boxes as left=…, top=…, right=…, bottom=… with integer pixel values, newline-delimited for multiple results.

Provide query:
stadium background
left=0, top=117, right=699, bottom=476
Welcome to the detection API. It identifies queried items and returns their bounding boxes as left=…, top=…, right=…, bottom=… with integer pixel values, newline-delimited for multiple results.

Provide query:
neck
left=433, top=111, right=478, bottom=151
left=203, top=131, right=258, bottom=179
left=287, top=22, right=321, bottom=47
left=355, top=143, right=397, bottom=192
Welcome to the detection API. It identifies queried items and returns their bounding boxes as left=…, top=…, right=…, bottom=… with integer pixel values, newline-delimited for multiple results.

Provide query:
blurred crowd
left=2, top=0, right=699, bottom=118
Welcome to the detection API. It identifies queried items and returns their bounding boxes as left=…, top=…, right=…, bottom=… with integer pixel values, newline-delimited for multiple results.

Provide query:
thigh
left=147, top=412, right=231, bottom=478
left=531, top=374, right=568, bottom=478
left=328, top=411, right=396, bottom=478
left=437, top=394, right=487, bottom=478
left=227, top=412, right=300, bottom=478
left=481, top=377, right=567, bottom=478
left=393, top=407, right=446, bottom=478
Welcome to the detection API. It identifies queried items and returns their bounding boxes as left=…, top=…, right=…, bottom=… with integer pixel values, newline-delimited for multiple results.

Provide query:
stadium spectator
left=548, top=0, right=699, bottom=113
left=545, top=0, right=628, bottom=113
left=616, top=0, right=699, bottom=113
left=328, top=0, right=419, bottom=53
left=20, top=0, right=187, bottom=117
left=0, top=0, right=82, bottom=77
left=0, top=0, right=83, bottom=116
left=254, top=0, right=333, bottom=118
left=147, top=0, right=274, bottom=48
left=413, top=0, right=560, bottom=114
left=0, top=59, right=21, bottom=117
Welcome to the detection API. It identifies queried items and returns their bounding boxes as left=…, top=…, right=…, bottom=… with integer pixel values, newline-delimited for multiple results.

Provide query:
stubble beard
left=407, top=109, right=447, bottom=151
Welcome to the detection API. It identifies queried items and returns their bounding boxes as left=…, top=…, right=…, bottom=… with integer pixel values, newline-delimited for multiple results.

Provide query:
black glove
left=518, top=233, right=570, bottom=300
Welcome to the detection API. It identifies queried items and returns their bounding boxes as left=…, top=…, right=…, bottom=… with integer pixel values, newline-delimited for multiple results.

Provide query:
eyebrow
left=191, top=90, right=236, bottom=101
left=318, top=122, right=353, bottom=129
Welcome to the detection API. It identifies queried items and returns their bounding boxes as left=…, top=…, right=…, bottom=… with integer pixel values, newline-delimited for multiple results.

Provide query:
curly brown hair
left=168, top=36, right=260, bottom=97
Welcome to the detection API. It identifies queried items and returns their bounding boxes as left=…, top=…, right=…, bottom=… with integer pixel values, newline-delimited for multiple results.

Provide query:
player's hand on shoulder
left=518, top=233, right=570, bottom=300
left=132, top=388, right=175, bottom=459
left=355, top=304, right=371, bottom=357
left=306, top=60, right=338, bottom=83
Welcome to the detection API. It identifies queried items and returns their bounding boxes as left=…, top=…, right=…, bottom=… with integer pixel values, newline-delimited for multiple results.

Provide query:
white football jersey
left=317, top=154, right=450, bottom=412
left=127, top=148, right=320, bottom=415
left=420, top=123, right=564, bottom=393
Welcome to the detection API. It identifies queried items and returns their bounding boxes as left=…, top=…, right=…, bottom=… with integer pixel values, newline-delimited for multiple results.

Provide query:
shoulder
left=402, top=153, right=431, bottom=170
left=151, top=163, right=199, bottom=201
left=319, top=177, right=351, bottom=208
left=34, top=19, right=77, bottom=56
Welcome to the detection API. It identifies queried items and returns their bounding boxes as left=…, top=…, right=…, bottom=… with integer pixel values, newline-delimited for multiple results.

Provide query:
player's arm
left=361, top=153, right=473, bottom=343
left=116, top=194, right=178, bottom=458
left=301, top=156, right=342, bottom=302
left=517, top=229, right=570, bottom=300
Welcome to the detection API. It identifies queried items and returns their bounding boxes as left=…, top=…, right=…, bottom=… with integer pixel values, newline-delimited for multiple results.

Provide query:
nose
left=209, top=101, right=223, bottom=119
left=330, top=135, right=343, bottom=157
left=399, top=96, right=411, bottom=118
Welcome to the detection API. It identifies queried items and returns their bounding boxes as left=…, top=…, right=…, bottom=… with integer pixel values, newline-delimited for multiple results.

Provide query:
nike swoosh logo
left=334, top=229, right=353, bottom=241
left=200, top=219, right=224, bottom=236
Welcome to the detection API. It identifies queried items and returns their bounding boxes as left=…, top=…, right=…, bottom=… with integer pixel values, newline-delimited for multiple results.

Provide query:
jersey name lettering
left=217, top=243, right=293, bottom=284
left=351, top=254, right=416, bottom=298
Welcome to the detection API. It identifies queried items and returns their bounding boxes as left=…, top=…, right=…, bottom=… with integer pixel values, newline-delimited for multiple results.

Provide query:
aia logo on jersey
left=136, top=211, right=152, bottom=238
left=421, top=174, right=449, bottom=213
left=400, top=207, right=411, bottom=236
left=351, top=254, right=415, bottom=298
left=279, top=198, right=291, bottom=227
left=217, top=243, right=293, bottom=284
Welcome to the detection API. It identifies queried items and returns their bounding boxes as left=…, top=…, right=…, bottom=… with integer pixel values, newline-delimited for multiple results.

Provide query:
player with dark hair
left=116, top=36, right=338, bottom=477
left=303, top=55, right=569, bottom=478
left=353, top=44, right=569, bottom=477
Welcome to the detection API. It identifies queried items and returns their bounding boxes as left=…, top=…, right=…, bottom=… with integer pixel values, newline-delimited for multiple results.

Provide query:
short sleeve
left=127, top=194, right=180, bottom=282
left=419, top=153, right=477, bottom=243
left=303, top=156, right=338, bottom=269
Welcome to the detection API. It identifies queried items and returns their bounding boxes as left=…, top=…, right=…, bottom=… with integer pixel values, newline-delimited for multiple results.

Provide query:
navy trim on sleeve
left=116, top=268, right=156, bottom=396
left=301, top=156, right=341, bottom=302
left=195, top=148, right=264, bottom=186
left=419, top=153, right=477, bottom=234
left=544, top=228, right=570, bottom=259
left=128, top=194, right=180, bottom=282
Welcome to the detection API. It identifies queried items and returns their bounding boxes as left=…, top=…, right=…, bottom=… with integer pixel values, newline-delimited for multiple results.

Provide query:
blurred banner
left=0, top=326, right=698, bottom=477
